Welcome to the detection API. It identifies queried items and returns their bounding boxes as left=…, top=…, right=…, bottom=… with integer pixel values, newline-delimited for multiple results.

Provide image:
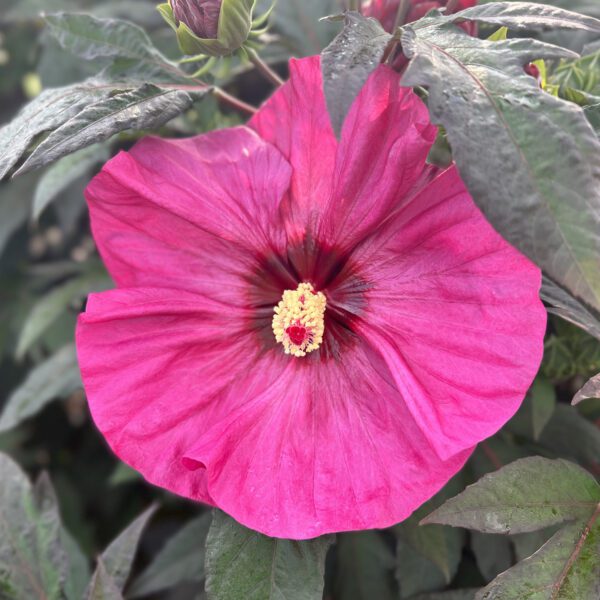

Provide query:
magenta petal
left=85, top=127, right=291, bottom=296
left=355, top=167, right=547, bottom=460
left=320, top=66, right=437, bottom=251
left=182, top=344, right=472, bottom=539
left=76, top=286, right=266, bottom=504
left=249, top=56, right=337, bottom=238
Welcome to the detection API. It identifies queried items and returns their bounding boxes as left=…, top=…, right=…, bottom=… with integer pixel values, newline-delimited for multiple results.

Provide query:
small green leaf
left=0, top=344, right=81, bottom=432
left=129, top=512, right=212, bottom=597
left=321, top=12, right=391, bottom=136
left=422, top=458, right=600, bottom=534
left=205, top=510, right=333, bottom=600
left=335, top=531, right=396, bottom=600
left=97, top=505, right=156, bottom=591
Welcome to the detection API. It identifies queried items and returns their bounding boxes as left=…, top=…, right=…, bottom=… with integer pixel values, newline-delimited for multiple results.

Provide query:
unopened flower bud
left=170, top=0, right=222, bottom=39
left=158, top=0, right=257, bottom=57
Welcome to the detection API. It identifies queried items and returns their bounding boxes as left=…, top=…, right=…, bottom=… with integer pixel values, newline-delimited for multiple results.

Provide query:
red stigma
left=286, top=325, right=307, bottom=346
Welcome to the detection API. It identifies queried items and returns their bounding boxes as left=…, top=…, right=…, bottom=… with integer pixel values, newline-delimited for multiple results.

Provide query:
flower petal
left=76, top=286, right=266, bottom=504
left=85, top=126, right=291, bottom=299
left=249, top=56, right=337, bottom=238
left=182, top=343, right=471, bottom=539
left=320, top=65, right=438, bottom=251
left=354, top=167, right=546, bottom=460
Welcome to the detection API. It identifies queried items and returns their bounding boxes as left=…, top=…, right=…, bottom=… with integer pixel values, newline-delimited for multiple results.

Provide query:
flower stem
left=393, top=0, right=411, bottom=30
left=246, top=48, right=284, bottom=87
left=213, top=88, right=257, bottom=115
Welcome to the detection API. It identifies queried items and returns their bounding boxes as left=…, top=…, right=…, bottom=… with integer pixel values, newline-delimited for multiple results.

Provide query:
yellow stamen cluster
left=272, top=282, right=327, bottom=357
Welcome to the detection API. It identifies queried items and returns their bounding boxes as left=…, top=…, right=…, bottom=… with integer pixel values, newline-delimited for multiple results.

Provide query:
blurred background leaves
left=0, top=0, right=599, bottom=599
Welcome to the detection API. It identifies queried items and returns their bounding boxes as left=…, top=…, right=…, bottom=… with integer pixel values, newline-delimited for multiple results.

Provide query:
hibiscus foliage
left=0, top=0, right=599, bottom=599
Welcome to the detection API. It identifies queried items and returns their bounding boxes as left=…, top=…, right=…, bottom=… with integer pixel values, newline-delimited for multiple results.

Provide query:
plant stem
left=393, top=0, right=411, bottom=30
left=246, top=48, right=284, bottom=87
left=213, top=88, right=257, bottom=115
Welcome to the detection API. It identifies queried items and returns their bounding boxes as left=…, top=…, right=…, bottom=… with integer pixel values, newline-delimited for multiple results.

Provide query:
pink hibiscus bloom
left=76, top=56, right=546, bottom=539
left=364, top=0, right=477, bottom=32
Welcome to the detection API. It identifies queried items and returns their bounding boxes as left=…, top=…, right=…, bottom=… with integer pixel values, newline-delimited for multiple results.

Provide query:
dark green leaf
left=510, top=526, right=559, bottom=562
left=422, top=458, right=599, bottom=533
left=573, top=372, right=600, bottom=404
left=33, top=144, right=109, bottom=220
left=335, top=531, right=396, bottom=600
left=449, top=2, right=600, bottom=34
left=0, top=344, right=81, bottom=432
left=321, top=12, right=391, bottom=136
left=0, top=453, right=88, bottom=600
left=476, top=512, right=600, bottom=600
left=98, top=505, right=156, bottom=591
left=0, top=176, right=35, bottom=257
left=507, top=376, right=556, bottom=440
left=86, top=560, right=125, bottom=600
left=205, top=510, right=333, bottom=600
left=541, top=277, right=600, bottom=343
left=400, top=14, right=600, bottom=312
left=16, top=269, right=111, bottom=359
left=129, top=513, right=212, bottom=598
left=471, top=532, right=513, bottom=582
left=538, top=404, right=600, bottom=470
left=16, top=83, right=206, bottom=175
left=395, top=476, right=467, bottom=596
left=396, top=539, right=447, bottom=598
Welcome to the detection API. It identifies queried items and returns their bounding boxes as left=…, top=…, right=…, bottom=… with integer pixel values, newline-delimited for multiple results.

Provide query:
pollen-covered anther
left=272, top=282, right=326, bottom=357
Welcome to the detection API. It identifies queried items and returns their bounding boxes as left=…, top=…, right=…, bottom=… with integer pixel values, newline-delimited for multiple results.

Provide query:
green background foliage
left=0, top=0, right=599, bottom=598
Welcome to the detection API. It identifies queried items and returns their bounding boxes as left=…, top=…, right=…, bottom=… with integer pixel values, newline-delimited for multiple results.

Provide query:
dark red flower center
left=286, top=325, right=307, bottom=346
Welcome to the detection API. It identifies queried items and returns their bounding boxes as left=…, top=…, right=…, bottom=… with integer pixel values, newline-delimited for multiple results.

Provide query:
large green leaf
left=398, top=4, right=600, bottom=312
left=321, top=11, right=391, bottom=136
left=422, top=458, right=599, bottom=534
left=0, top=13, right=210, bottom=179
left=129, top=512, right=212, bottom=597
left=476, top=515, right=600, bottom=599
left=335, top=531, right=396, bottom=600
left=0, top=453, right=89, bottom=600
left=0, top=344, right=81, bottom=432
left=205, top=510, right=333, bottom=600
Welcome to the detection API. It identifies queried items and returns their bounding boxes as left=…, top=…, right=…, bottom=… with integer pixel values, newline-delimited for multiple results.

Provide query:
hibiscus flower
left=76, top=56, right=546, bottom=539
left=364, top=0, right=477, bottom=32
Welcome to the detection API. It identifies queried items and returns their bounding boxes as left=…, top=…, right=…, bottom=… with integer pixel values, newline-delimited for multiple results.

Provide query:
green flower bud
left=158, top=0, right=257, bottom=57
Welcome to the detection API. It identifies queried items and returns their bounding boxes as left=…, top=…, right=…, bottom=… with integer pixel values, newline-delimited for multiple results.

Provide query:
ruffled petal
left=353, top=167, right=546, bottom=460
left=76, top=286, right=266, bottom=504
left=182, top=343, right=471, bottom=539
left=319, top=65, right=437, bottom=252
left=249, top=56, right=337, bottom=238
left=85, top=127, right=292, bottom=300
